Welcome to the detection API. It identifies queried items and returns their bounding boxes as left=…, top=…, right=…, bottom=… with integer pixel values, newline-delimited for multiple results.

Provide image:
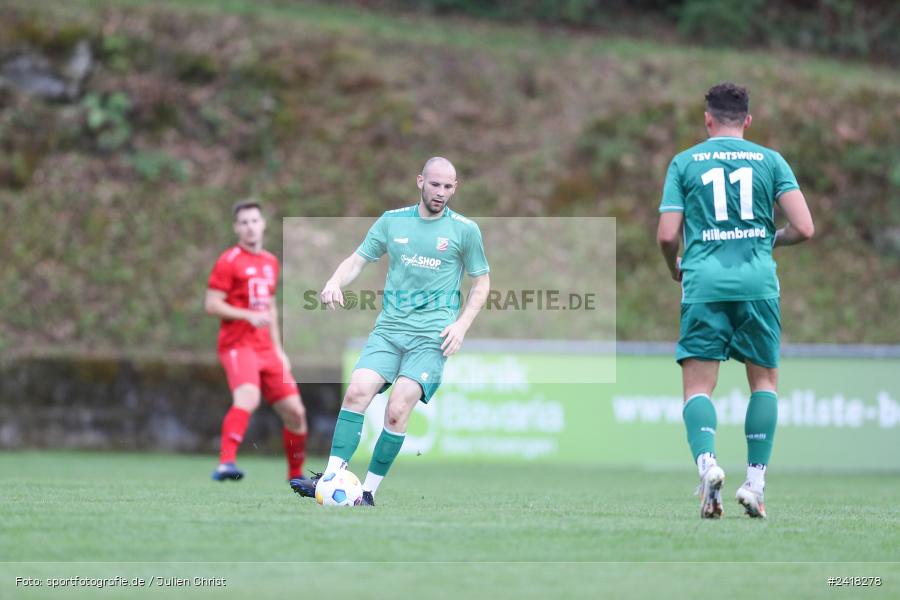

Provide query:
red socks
left=220, top=407, right=306, bottom=478
left=283, top=428, right=307, bottom=479
left=219, top=407, right=251, bottom=464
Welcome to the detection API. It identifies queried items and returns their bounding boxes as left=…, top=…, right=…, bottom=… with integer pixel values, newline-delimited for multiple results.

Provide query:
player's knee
left=747, top=364, right=778, bottom=391
left=385, top=404, right=409, bottom=430
left=343, top=383, right=372, bottom=410
left=285, top=404, right=306, bottom=429
left=233, top=386, right=261, bottom=412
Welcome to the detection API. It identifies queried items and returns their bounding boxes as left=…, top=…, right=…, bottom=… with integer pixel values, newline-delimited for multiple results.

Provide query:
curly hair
left=705, top=82, right=749, bottom=125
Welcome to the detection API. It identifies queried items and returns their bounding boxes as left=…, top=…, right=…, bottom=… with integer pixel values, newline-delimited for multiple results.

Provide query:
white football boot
left=697, top=465, right=726, bottom=519
left=736, top=480, right=767, bottom=519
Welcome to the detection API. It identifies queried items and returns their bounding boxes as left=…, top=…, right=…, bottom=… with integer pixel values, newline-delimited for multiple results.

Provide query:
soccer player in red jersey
left=205, top=199, right=308, bottom=481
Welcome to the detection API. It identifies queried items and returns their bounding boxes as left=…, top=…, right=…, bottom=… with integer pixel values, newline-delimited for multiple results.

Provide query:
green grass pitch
left=1, top=451, right=898, bottom=599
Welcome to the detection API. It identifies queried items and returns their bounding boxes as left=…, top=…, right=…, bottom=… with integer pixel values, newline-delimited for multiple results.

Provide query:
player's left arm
left=268, top=300, right=291, bottom=372
left=657, top=211, right=684, bottom=282
left=440, top=273, right=490, bottom=357
left=772, top=153, right=813, bottom=247
left=774, top=189, right=814, bottom=247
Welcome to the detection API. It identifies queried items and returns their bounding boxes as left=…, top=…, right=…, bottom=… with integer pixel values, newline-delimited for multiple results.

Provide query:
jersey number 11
left=700, top=167, right=754, bottom=222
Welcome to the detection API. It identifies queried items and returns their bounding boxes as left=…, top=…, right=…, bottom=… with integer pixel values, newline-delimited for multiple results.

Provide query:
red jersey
left=208, top=245, right=279, bottom=352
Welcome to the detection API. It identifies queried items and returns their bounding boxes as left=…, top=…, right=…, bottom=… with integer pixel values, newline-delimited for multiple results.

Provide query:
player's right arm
left=321, top=215, right=387, bottom=309
left=320, top=253, right=368, bottom=309
left=774, top=190, right=814, bottom=247
left=657, top=212, right=684, bottom=282
left=205, top=289, right=270, bottom=327
left=658, top=158, right=685, bottom=282
left=206, top=252, right=269, bottom=326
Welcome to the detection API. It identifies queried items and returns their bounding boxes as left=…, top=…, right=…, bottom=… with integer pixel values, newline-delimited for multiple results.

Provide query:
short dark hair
left=705, top=82, right=749, bottom=125
left=232, top=198, right=262, bottom=220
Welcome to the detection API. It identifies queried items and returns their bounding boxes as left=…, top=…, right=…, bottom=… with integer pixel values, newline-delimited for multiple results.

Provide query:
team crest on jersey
left=248, top=278, right=271, bottom=310
left=263, top=264, right=274, bottom=278
left=436, top=237, right=449, bottom=252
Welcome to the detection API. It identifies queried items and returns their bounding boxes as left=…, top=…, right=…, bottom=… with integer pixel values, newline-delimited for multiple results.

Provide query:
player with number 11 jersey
left=660, top=135, right=799, bottom=303
left=657, top=82, right=813, bottom=520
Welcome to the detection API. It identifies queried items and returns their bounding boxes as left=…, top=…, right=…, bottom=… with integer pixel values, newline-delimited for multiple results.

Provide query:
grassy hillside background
left=2, top=0, right=899, bottom=355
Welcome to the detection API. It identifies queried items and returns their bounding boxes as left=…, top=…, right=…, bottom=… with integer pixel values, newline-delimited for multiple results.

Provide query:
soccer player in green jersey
left=291, top=157, right=491, bottom=506
left=657, top=83, right=814, bottom=519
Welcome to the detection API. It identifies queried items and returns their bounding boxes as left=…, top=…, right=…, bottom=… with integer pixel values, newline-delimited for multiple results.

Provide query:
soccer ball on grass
left=315, top=470, right=363, bottom=507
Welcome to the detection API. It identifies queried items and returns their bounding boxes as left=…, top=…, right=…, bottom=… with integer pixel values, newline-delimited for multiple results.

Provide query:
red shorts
left=218, top=346, right=299, bottom=404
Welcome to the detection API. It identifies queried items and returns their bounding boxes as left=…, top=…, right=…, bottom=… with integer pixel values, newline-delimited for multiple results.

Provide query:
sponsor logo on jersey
left=248, top=277, right=271, bottom=310
left=701, top=227, right=767, bottom=242
left=436, top=237, right=449, bottom=251
left=245, top=267, right=257, bottom=275
left=393, top=237, right=409, bottom=244
left=400, top=254, right=442, bottom=270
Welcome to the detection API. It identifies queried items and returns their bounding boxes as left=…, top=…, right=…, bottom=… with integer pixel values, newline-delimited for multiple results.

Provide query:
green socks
left=367, top=428, right=406, bottom=477
left=745, top=390, right=778, bottom=466
left=682, top=391, right=777, bottom=468
left=683, top=394, right=717, bottom=462
left=330, top=409, right=364, bottom=462
left=329, top=411, right=405, bottom=485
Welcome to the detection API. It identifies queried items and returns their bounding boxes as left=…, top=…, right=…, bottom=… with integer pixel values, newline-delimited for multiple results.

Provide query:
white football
left=315, top=470, right=363, bottom=507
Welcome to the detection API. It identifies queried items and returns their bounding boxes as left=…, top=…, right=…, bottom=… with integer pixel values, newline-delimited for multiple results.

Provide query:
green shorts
left=676, top=299, right=781, bottom=368
left=354, top=329, right=447, bottom=403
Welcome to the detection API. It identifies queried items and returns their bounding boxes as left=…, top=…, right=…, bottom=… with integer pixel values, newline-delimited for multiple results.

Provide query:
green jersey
left=356, top=204, right=490, bottom=336
left=659, top=136, right=799, bottom=303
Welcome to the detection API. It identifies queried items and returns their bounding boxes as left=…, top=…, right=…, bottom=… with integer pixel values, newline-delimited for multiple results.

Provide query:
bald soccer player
left=290, top=157, right=491, bottom=506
